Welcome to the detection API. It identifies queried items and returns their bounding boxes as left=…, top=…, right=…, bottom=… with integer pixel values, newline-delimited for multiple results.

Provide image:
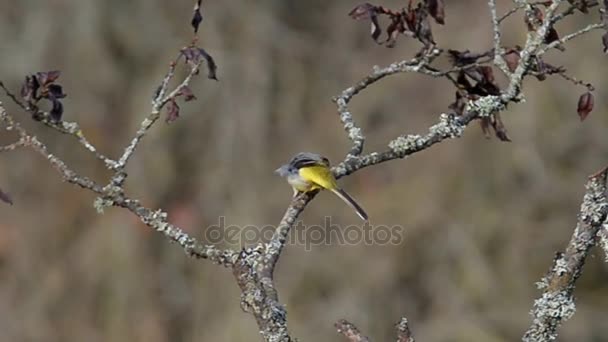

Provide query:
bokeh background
left=1, top=1, right=608, bottom=341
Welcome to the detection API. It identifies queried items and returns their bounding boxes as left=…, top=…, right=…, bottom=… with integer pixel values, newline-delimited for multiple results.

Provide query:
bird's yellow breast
left=298, top=166, right=337, bottom=191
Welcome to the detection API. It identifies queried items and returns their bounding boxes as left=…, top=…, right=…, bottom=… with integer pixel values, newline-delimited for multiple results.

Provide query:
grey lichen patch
left=93, top=196, right=113, bottom=214
left=580, top=182, right=608, bottom=225
left=525, top=291, right=576, bottom=342
left=388, top=134, right=423, bottom=155
left=535, top=291, right=576, bottom=322
left=348, top=126, right=364, bottom=142
left=465, top=95, right=505, bottom=117
left=552, top=257, right=570, bottom=277
left=429, top=113, right=465, bottom=139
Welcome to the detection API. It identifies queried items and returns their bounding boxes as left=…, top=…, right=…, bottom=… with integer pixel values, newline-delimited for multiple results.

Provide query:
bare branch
left=523, top=169, right=608, bottom=342
left=396, top=317, right=416, bottom=342
left=335, top=319, right=370, bottom=342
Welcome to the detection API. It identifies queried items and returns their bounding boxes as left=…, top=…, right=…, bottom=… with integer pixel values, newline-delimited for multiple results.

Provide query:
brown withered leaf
left=49, top=99, right=63, bottom=122
left=0, top=187, right=13, bottom=205
left=20, top=71, right=66, bottom=121
left=385, top=18, right=405, bottom=48
left=349, top=3, right=377, bottom=20
left=181, top=47, right=218, bottom=80
left=448, top=90, right=467, bottom=116
left=20, top=75, right=39, bottom=103
left=479, top=66, right=495, bottom=84
left=166, top=99, right=180, bottom=123
left=546, top=26, right=565, bottom=51
left=479, top=117, right=492, bottom=138
left=348, top=3, right=382, bottom=42
left=198, top=48, right=218, bottom=80
left=577, top=92, right=594, bottom=121
left=568, top=0, right=589, bottom=13
left=413, top=4, right=434, bottom=46
left=191, top=0, right=203, bottom=33
left=503, top=48, right=521, bottom=72
left=426, top=0, right=445, bottom=24
left=179, top=86, right=197, bottom=101
left=36, top=70, right=61, bottom=86
left=491, top=113, right=511, bottom=142
left=602, top=32, right=608, bottom=53
left=456, top=71, right=473, bottom=91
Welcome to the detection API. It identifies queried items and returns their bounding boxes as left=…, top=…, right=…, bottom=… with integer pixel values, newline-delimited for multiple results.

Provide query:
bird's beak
left=275, top=165, right=288, bottom=176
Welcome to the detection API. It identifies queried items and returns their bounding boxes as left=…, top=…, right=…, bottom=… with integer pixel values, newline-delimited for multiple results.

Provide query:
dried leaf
left=0, top=188, right=13, bottom=205
left=166, top=99, right=180, bottom=123
left=47, top=84, right=66, bottom=99
left=413, top=4, right=434, bottom=46
left=577, top=92, right=594, bottom=121
left=179, top=86, right=197, bottom=101
left=191, top=0, right=203, bottom=33
left=448, top=90, right=467, bottom=116
left=50, top=99, right=64, bottom=121
left=36, top=70, right=61, bottom=86
left=479, top=66, right=495, bottom=84
left=503, top=48, right=521, bottom=72
left=181, top=47, right=218, bottom=80
left=198, top=48, right=218, bottom=80
left=427, top=0, right=445, bottom=24
left=491, top=113, right=511, bottom=142
left=385, top=18, right=403, bottom=48
left=602, top=32, right=608, bottom=53
left=370, top=16, right=382, bottom=43
left=546, top=26, right=565, bottom=51
left=479, top=117, right=492, bottom=138
left=349, top=3, right=377, bottom=20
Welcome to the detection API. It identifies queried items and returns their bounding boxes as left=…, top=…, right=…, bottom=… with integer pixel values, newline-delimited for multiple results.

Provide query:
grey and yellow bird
left=275, top=152, right=368, bottom=221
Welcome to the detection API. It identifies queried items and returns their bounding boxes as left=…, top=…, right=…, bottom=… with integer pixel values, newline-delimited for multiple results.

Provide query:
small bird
left=275, top=152, right=368, bottom=221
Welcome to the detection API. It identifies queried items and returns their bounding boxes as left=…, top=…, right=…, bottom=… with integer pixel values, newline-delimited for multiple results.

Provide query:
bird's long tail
left=331, top=188, right=368, bottom=221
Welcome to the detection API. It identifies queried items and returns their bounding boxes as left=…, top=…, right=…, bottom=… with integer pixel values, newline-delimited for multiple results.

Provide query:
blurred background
left=1, top=0, right=608, bottom=341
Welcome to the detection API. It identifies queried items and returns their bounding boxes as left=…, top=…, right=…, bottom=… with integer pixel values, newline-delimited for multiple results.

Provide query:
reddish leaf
left=179, top=86, right=197, bottom=101
left=36, top=70, right=61, bottom=86
left=479, top=117, right=492, bottom=138
left=0, top=188, right=13, bottom=205
left=349, top=3, right=377, bottom=20
left=503, top=49, right=521, bottom=72
left=491, top=113, right=511, bottom=142
left=479, top=66, right=495, bottom=84
left=577, top=92, right=594, bottom=121
left=349, top=3, right=382, bottom=43
left=181, top=47, right=218, bottom=80
left=427, top=0, right=445, bottom=24
left=191, top=0, right=203, bottom=33
left=385, top=18, right=403, bottom=48
left=166, top=99, right=180, bottom=123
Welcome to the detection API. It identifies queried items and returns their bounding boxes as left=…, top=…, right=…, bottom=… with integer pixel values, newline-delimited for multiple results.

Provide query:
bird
left=275, top=152, right=368, bottom=221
